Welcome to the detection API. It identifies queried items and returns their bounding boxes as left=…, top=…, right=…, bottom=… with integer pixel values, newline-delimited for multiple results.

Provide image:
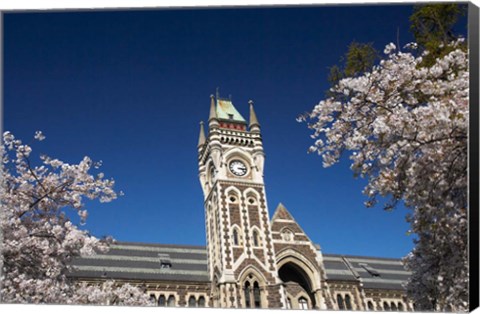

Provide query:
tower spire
left=198, top=121, right=206, bottom=148
left=249, top=100, right=260, bottom=133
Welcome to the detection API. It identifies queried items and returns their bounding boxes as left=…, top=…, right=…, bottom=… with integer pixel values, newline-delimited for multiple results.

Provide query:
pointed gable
left=270, top=203, right=310, bottom=239
left=271, top=203, right=295, bottom=221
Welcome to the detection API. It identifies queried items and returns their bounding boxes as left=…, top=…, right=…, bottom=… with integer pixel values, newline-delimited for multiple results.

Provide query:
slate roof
left=216, top=98, right=246, bottom=122
left=69, top=242, right=410, bottom=291
left=69, top=242, right=209, bottom=282
left=322, top=253, right=411, bottom=291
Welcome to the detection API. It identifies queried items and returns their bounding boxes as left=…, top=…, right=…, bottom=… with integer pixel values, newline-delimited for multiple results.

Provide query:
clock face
left=229, top=160, right=248, bottom=176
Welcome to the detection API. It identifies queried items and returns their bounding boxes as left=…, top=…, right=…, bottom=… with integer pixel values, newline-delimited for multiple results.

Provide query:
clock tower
left=197, top=94, right=284, bottom=308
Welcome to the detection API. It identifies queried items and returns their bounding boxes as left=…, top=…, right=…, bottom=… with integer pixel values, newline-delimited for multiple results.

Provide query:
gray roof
left=322, top=254, right=411, bottom=291
left=69, top=242, right=209, bottom=282
left=69, top=242, right=410, bottom=291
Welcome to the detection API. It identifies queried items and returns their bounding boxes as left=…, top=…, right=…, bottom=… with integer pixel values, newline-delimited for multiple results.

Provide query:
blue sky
left=4, top=5, right=466, bottom=258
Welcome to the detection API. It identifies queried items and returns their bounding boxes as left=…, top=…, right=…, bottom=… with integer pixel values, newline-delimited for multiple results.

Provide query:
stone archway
left=278, top=262, right=316, bottom=309
left=276, top=249, right=326, bottom=310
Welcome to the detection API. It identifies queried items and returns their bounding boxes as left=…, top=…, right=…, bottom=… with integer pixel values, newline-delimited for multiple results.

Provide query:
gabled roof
left=69, top=242, right=410, bottom=291
left=216, top=98, right=246, bottom=123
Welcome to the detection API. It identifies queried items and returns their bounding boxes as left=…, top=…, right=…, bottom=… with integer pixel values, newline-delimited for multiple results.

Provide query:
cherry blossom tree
left=301, top=41, right=468, bottom=311
left=0, top=131, right=152, bottom=305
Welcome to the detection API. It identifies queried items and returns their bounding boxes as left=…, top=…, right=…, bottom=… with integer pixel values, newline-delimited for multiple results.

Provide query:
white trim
left=78, top=255, right=207, bottom=264
left=111, top=244, right=205, bottom=254
left=74, top=265, right=207, bottom=276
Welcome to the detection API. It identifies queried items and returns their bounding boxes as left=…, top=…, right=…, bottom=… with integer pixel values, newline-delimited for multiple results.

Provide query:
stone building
left=70, top=95, right=412, bottom=310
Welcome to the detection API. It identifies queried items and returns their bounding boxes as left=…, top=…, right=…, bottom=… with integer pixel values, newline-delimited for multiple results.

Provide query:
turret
left=197, top=121, right=206, bottom=149
left=249, top=100, right=260, bottom=133
left=208, top=94, right=219, bottom=129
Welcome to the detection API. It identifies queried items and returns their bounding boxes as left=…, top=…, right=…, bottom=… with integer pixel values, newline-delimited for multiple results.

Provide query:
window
left=233, top=229, right=239, bottom=245
left=158, top=295, right=166, bottom=307
left=286, top=298, right=292, bottom=309
left=367, top=301, right=374, bottom=311
left=228, top=114, right=234, bottom=120
left=253, top=282, right=261, bottom=308
left=149, top=294, right=156, bottom=303
left=244, top=281, right=251, bottom=308
left=281, top=229, right=293, bottom=242
left=198, top=296, right=206, bottom=307
left=383, top=301, right=390, bottom=311
left=345, top=294, right=352, bottom=310
left=398, top=302, right=404, bottom=311
left=391, top=302, right=397, bottom=311
left=337, top=294, right=345, bottom=310
left=159, top=253, right=172, bottom=269
left=252, top=230, right=259, bottom=247
left=244, top=276, right=263, bottom=309
left=298, top=297, right=308, bottom=310
left=188, top=296, right=196, bottom=307
left=167, top=295, right=175, bottom=307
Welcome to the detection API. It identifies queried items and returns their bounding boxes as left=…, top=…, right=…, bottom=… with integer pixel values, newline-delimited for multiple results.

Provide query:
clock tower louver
left=197, top=94, right=284, bottom=308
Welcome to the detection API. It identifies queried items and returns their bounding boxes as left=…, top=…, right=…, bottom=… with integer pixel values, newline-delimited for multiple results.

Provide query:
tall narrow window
left=253, top=281, right=261, bottom=308
left=286, top=298, right=292, bottom=309
left=298, top=297, right=308, bottom=310
left=198, top=296, right=206, bottom=307
left=233, top=229, right=239, bottom=245
left=367, top=301, right=374, bottom=311
left=188, top=296, right=196, bottom=307
left=253, top=230, right=259, bottom=247
left=345, top=294, right=352, bottom=310
left=158, top=295, right=166, bottom=307
left=149, top=294, right=156, bottom=303
left=244, top=281, right=251, bottom=308
left=383, top=301, right=390, bottom=311
left=167, top=295, right=175, bottom=307
left=398, top=302, right=404, bottom=311
left=337, top=294, right=345, bottom=310
left=391, top=302, right=397, bottom=311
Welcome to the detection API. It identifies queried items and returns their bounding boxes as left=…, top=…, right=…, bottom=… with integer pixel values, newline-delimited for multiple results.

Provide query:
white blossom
left=303, top=41, right=468, bottom=311
left=0, top=132, right=151, bottom=305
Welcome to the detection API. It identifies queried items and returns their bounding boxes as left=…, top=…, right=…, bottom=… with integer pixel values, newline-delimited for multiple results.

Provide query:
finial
left=198, top=120, right=206, bottom=148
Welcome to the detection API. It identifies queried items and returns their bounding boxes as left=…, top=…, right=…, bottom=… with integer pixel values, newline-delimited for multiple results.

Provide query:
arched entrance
left=278, top=262, right=316, bottom=309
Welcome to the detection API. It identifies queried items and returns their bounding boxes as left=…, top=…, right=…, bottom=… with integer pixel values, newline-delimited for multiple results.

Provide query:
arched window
left=391, top=302, right=397, bottom=311
left=252, top=230, right=259, bottom=247
left=281, top=229, right=293, bottom=242
left=253, top=281, right=261, bottom=308
left=337, top=294, right=345, bottom=310
left=383, top=301, right=390, bottom=311
left=244, top=281, right=251, bottom=308
left=367, top=301, right=374, bottom=311
left=233, top=228, right=239, bottom=246
left=158, top=295, right=166, bottom=307
left=298, top=297, right=308, bottom=310
left=149, top=294, right=156, bottom=303
left=398, top=302, right=404, bottom=311
left=188, top=296, right=196, bottom=307
left=286, top=298, right=292, bottom=309
left=167, top=295, right=175, bottom=307
left=345, top=294, right=352, bottom=310
left=198, top=296, right=206, bottom=307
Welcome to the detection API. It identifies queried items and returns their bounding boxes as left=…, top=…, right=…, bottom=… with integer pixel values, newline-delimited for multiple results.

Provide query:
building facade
left=70, top=95, right=412, bottom=310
